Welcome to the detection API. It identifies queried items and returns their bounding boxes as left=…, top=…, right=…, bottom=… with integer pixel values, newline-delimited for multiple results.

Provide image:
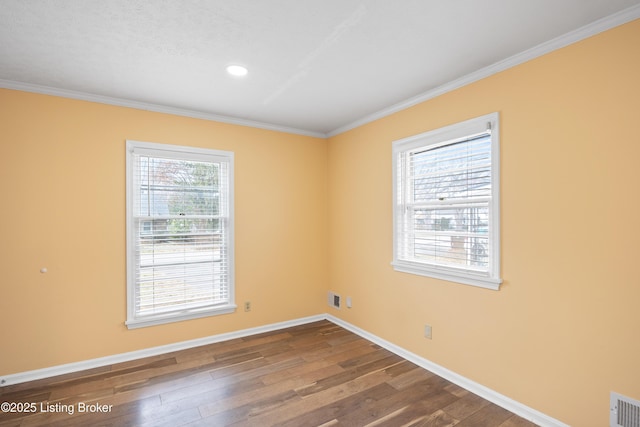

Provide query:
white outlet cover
left=424, top=325, right=433, bottom=339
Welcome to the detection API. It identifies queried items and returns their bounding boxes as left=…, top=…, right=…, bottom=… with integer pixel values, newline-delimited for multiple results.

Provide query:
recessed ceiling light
left=226, top=65, right=248, bottom=77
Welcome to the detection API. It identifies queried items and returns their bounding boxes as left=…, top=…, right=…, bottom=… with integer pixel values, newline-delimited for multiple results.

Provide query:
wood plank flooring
left=0, top=320, right=538, bottom=426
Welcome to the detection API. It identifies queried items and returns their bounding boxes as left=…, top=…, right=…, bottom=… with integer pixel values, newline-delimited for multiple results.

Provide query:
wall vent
left=328, top=291, right=340, bottom=309
left=611, top=392, right=640, bottom=427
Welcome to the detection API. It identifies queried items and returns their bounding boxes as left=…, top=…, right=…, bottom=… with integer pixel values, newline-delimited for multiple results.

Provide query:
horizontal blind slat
left=132, top=150, right=230, bottom=317
left=398, top=131, right=493, bottom=274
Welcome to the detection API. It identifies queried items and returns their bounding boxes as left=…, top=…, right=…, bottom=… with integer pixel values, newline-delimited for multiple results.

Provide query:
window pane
left=392, top=113, right=500, bottom=288
left=408, top=205, right=490, bottom=269
left=411, top=135, right=491, bottom=203
left=136, top=157, right=221, bottom=218
left=127, top=141, right=234, bottom=327
left=136, top=227, right=228, bottom=315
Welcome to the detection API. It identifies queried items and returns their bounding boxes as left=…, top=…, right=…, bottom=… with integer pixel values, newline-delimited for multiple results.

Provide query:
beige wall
left=327, top=19, right=640, bottom=426
left=0, top=90, right=328, bottom=374
left=1, top=18, right=639, bottom=427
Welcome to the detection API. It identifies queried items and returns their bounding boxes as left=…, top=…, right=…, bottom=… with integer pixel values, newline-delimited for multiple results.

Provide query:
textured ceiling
left=1, top=0, right=639, bottom=136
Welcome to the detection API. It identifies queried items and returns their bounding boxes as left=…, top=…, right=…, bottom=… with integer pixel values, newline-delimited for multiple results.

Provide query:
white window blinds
left=392, top=113, right=501, bottom=289
left=126, top=141, right=235, bottom=328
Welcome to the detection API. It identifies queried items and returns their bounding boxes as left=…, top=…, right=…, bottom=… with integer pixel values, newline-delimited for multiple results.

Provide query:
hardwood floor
left=0, top=320, right=538, bottom=426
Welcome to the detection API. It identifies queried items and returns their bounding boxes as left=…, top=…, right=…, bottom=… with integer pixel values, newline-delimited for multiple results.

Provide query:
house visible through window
left=126, top=140, right=235, bottom=328
left=392, top=113, right=502, bottom=290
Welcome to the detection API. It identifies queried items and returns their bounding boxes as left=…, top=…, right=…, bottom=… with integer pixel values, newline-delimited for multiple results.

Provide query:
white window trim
left=391, top=113, right=502, bottom=290
left=125, top=140, right=236, bottom=329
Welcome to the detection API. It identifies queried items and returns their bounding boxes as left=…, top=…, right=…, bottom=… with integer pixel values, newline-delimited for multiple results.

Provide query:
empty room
left=1, top=1, right=639, bottom=426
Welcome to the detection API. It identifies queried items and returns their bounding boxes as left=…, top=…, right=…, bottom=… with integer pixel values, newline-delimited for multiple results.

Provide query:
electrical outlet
left=346, top=296, right=352, bottom=308
left=424, top=324, right=432, bottom=340
left=244, top=301, right=251, bottom=312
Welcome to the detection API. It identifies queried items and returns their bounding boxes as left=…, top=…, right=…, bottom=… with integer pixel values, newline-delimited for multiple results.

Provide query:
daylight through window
left=392, top=113, right=501, bottom=289
left=126, top=141, right=235, bottom=328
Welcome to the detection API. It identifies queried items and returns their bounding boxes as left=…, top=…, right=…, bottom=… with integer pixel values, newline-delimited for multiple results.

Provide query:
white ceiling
left=1, top=0, right=639, bottom=137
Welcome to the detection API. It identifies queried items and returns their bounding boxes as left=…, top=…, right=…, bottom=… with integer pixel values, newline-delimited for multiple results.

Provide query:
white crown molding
left=0, top=79, right=326, bottom=139
left=1, top=313, right=568, bottom=426
left=327, top=3, right=640, bottom=137
left=2, top=4, right=638, bottom=140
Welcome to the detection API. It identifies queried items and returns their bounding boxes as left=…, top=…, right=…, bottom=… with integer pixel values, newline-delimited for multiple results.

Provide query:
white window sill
left=126, top=304, right=237, bottom=329
left=391, top=261, right=502, bottom=290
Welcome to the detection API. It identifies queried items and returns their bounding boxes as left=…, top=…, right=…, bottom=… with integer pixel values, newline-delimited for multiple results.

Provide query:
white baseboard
left=0, top=314, right=325, bottom=387
left=325, top=314, right=569, bottom=427
left=1, top=313, right=567, bottom=427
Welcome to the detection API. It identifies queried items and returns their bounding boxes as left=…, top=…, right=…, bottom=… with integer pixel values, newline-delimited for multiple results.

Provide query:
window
left=126, top=140, right=235, bottom=328
left=392, top=113, right=502, bottom=290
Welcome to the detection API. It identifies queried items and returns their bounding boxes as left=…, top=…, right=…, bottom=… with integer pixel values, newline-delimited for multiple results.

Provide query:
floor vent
left=611, top=392, right=640, bottom=427
left=328, top=291, right=340, bottom=309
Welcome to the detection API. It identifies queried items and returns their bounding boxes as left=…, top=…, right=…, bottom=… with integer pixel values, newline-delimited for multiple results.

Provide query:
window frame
left=125, top=140, right=235, bottom=329
left=391, top=113, right=502, bottom=290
